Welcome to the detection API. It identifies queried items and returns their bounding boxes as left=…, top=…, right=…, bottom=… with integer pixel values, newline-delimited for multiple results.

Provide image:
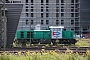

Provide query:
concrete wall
left=80, top=0, right=90, bottom=34
left=0, top=3, right=23, bottom=47
left=0, top=2, right=3, bottom=47
left=5, top=4, right=23, bottom=47
left=80, top=0, right=90, bottom=26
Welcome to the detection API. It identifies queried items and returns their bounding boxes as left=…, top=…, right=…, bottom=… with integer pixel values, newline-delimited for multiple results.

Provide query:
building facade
left=0, top=0, right=23, bottom=47
left=8, top=0, right=90, bottom=35
left=80, top=0, right=90, bottom=35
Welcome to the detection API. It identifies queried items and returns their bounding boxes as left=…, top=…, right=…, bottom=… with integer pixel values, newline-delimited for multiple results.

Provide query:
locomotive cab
left=49, top=26, right=77, bottom=44
left=49, top=26, right=64, bottom=39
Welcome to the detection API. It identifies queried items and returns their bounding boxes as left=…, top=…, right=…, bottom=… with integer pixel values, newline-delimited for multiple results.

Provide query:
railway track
left=0, top=47, right=90, bottom=55
left=0, top=46, right=90, bottom=50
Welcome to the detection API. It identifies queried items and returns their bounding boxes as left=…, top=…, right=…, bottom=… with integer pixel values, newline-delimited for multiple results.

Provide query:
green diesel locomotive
left=15, top=26, right=77, bottom=45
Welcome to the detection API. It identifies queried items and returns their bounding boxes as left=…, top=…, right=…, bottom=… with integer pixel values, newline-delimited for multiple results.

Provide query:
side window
left=27, top=32, right=30, bottom=38
left=21, top=32, right=24, bottom=38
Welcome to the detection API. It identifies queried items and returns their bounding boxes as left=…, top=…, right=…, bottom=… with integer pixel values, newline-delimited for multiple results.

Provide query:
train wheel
left=22, top=40, right=26, bottom=47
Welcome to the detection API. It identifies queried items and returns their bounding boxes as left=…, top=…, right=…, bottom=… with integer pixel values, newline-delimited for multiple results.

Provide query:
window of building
left=31, top=0, right=33, bottom=3
left=56, top=7, right=59, bottom=17
left=41, top=20, right=43, bottom=25
left=46, top=9, right=49, bottom=12
left=75, top=13, right=79, bottom=17
left=46, top=0, right=49, bottom=5
left=71, top=6, right=74, bottom=8
left=61, top=6, right=64, bottom=8
left=31, top=13, right=33, bottom=17
left=26, top=6, right=28, bottom=8
left=61, top=0, right=64, bottom=3
left=41, top=9, right=43, bottom=12
left=46, top=6, right=49, bottom=8
left=31, top=9, right=33, bottom=12
left=61, top=9, right=64, bottom=12
left=71, top=0, right=74, bottom=3
left=56, top=7, right=59, bottom=12
left=71, top=3, right=74, bottom=5
left=75, top=27, right=79, bottom=31
left=56, top=0, right=59, bottom=5
left=46, top=13, right=49, bottom=17
left=61, top=0, right=64, bottom=5
left=31, top=0, right=33, bottom=5
left=75, top=18, right=79, bottom=21
left=21, top=32, right=24, bottom=38
left=31, top=6, right=33, bottom=12
left=41, top=13, right=43, bottom=18
left=46, top=20, right=49, bottom=24
left=26, top=0, right=28, bottom=3
left=31, top=6, right=33, bottom=9
left=26, top=13, right=28, bottom=17
left=83, top=29, right=88, bottom=31
left=75, top=22, right=79, bottom=26
left=75, top=9, right=78, bottom=12
left=46, top=6, right=49, bottom=12
left=41, top=0, right=43, bottom=3
left=26, top=20, right=28, bottom=25
left=71, top=13, right=74, bottom=17
left=56, top=20, right=59, bottom=25
left=31, top=20, right=33, bottom=24
left=56, top=13, right=59, bottom=17
left=26, top=9, right=28, bottom=12
left=6, top=0, right=10, bottom=3
left=41, top=0, right=43, bottom=5
left=71, top=20, right=74, bottom=25
left=75, top=0, right=78, bottom=3
left=61, top=20, right=64, bottom=25
left=75, top=4, right=79, bottom=8
left=13, top=1, right=21, bottom=3
left=71, top=9, right=74, bottom=12
left=41, top=7, right=43, bottom=8
left=61, top=4, right=64, bottom=5
left=61, top=13, right=64, bottom=17
left=41, top=7, right=43, bottom=12
left=31, top=6, right=33, bottom=8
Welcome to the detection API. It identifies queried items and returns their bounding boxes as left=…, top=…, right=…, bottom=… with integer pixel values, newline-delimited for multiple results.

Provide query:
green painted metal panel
left=16, top=30, right=30, bottom=40
left=33, top=30, right=51, bottom=39
left=62, top=30, right=74, bottom=39
left=26, top=30, right=33, bottom=39
left=43, top=31, right=51, bottom=39
left=33, top=31, right=43, bottom=39
left=20, top=30, right=25, bottom=39
left=16, top=30, right=51, bottom=40
left=24, top=31, right=27, bottom=39
left=16, top=31, right=21, bottom=39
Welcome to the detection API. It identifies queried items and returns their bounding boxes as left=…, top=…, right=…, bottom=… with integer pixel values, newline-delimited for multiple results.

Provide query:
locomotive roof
left=34, top=30, right=50, bottom=31
left=49, top=26, right=64, bottom=28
